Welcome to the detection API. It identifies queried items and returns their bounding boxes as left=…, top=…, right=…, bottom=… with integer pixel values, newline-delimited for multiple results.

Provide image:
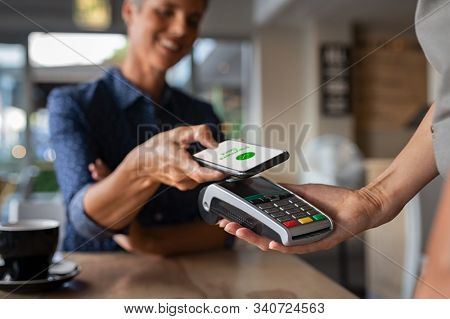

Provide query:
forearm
left=363, top=104, right=438, bottom=228
left=414, top=176, right=450, bottom=299
left=127, top=220, right=229, bottom=256
left=84, top=153, right=161, bottom=231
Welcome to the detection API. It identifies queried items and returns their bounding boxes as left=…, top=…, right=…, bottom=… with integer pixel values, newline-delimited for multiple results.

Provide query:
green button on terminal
left=312, top=214, right=326, bottom=221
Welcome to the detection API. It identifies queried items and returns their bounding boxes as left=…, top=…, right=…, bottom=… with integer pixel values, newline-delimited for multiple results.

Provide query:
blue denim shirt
left=48, top=67, right=222, bottom=252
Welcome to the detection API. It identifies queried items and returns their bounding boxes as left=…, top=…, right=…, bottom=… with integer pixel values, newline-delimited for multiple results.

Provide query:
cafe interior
left=0, top=0, right=443, bottom=299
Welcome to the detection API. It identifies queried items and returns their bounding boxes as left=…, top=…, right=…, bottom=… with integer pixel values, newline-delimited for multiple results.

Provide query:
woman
left=48, top=0, right=229, bottom=254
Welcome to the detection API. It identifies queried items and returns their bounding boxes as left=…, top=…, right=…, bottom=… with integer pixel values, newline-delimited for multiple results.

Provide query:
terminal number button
left=265, top=207, right=280, bottom=214
left=258, top=203, right=275, bottom=210
left=270, top=212, right=286, bottom=218
left=291, top=212, right=309, bottom=219
left=277, top=216, right=292, bottom=223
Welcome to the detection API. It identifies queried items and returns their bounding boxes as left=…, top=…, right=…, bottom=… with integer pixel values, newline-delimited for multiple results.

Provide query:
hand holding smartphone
left=193, top=140, right=289, bottom=178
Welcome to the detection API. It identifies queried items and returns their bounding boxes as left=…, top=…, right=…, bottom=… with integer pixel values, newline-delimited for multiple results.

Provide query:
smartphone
left=193, top=140, right=290, bottom=178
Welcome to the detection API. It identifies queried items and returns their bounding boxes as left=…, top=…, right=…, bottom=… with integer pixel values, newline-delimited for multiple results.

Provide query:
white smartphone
left=193, top=140, right=290, bottom=178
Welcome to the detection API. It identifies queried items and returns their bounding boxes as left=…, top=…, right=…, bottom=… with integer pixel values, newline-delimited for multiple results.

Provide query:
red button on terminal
left=283, top=220, right=299, bottom=228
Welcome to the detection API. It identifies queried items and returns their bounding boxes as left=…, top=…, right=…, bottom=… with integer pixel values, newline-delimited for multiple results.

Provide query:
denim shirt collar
left=106, top=67, right=173, bottom=110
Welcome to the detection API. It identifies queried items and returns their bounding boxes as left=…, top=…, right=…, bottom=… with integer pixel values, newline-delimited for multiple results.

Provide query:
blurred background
left=0, top=0, right=443, bottom=298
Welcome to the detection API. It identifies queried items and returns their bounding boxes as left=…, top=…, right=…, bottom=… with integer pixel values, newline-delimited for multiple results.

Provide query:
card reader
left=199, top=176, right=333, bottom=246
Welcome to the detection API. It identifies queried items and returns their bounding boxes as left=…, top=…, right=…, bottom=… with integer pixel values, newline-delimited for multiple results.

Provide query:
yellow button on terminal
left=298, top=217, right=313, bottom=224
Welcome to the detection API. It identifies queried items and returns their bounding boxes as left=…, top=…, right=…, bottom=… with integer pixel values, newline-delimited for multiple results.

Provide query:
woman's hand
left=83, top=125, right=224, bottom=231
left=220, top=183, right=397, bottom=254
left=130, top=124, right=225, bottom=191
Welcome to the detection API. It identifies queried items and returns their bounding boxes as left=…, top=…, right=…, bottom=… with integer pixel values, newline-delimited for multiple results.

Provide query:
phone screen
left=193, top=140, right=286, bottom=175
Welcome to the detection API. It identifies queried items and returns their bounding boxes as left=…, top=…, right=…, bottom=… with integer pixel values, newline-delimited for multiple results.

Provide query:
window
left=0, top=44, right=27, bottom=171
left=168, top=39, right=251, bottom=138
left=28, top=32, right=129, bottom=165
left=29, top=32, right=127, bottom=68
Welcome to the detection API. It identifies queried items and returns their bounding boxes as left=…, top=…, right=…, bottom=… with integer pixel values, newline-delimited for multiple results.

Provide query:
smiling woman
left=47, top=0, right=230, bottom=253
left=122, top=0, right=208, bottom=98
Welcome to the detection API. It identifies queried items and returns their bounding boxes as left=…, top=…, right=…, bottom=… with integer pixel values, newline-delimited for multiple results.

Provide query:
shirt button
left=154, top=212, right=163, bottom=221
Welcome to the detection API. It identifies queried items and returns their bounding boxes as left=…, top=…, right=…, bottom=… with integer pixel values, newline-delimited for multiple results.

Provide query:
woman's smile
left=158, top=37, right=183, bottom=53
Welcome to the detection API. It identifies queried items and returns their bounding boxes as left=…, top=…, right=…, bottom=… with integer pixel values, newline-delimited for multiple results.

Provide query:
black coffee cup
left=0, top=219, right=59, bottom=281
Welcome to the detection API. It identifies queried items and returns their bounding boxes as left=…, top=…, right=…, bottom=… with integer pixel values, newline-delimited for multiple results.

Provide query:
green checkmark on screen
left=236, top=152, right=256, bottom=160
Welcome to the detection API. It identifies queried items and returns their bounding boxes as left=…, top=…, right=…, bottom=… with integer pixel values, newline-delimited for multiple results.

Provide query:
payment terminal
left=198, top=176, right=333, bottom=246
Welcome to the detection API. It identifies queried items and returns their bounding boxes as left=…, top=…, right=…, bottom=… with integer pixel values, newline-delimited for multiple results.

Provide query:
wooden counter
left=1, top=244, right=356, bottom=299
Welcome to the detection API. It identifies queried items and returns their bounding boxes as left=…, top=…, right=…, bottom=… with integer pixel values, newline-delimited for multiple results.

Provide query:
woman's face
left=123, top=0, right=206, bottom=72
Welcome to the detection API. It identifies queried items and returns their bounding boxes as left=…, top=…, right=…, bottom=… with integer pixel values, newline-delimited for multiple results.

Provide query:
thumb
left=282, top=183, right=344, bottom=212
left=173, top=125, right=219, bottom=149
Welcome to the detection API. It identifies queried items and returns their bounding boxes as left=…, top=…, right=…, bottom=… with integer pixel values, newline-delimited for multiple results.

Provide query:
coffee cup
left=0, top=219, right=59, bottom=281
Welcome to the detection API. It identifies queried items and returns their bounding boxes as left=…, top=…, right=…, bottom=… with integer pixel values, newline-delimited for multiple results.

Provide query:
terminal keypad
left=249, top=194, right=327, bottom=228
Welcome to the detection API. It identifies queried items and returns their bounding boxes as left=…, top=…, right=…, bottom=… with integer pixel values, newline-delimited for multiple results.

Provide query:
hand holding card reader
left=199, top=176, right=333, bottom=246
